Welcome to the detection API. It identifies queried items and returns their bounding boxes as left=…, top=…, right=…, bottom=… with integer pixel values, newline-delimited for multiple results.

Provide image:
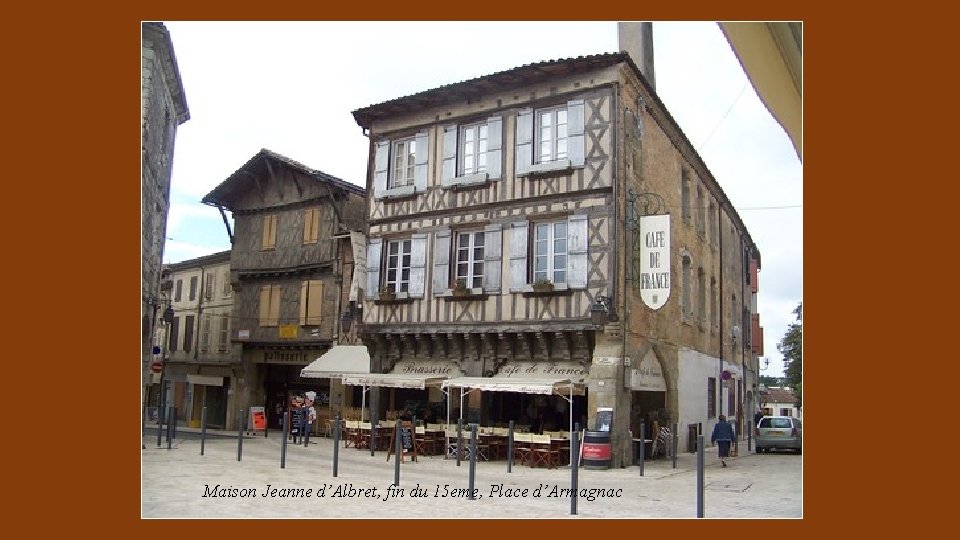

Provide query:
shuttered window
left=299, top=280, right=324, bottom=326
left=261, top=214, right=278, bottom=250
left=168, top=316, right=180, bottom=352
left=183, top=315, right=195, bottom=353
left=681, top=170, right=691, bottom=223
left=707, top=377, right=716, bottom=419
left=189, top=276, right=198, bottom=301
left=174, top=279, right=182, bottom=302
left=199, top=314, right=211, bottom=352
left=218, top=314, right=229, bottom=353
left=455, top=231, right=485, bottom=289
left=681, top=254, right=692, bottom=319
left=533, top=221, right=567, bottom=284
left=222, top=270, right=232, bottom=297
left=391, top=138, right=416, bottom=188
left=259, top=285, right=282, bottom=327
left=515, top=100, right=584, bottom=175
left=385, top=239, right=412, bottom=293
left=205, top=273, right=215, bottom=300
left=303, top=208, right=320, bottom=244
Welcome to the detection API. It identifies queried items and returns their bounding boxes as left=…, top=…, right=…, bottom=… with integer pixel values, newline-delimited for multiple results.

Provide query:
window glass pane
left=535, top=256, right=547, bottom=272
left=536, top=223, right=548, bottom=239
left=457, top=263, right=468, bottom=277
left=554, top=254, right=566, bottom=268
left=479, top=125, right=487, bottom=139
left=558, top=110, right=566, bottom=124
left=464, top=129, right=474, bottom=143
left=458, top=234, right=469, bottom=248
left=554, top=238, right=565, bottom=253
left=464, top=155, right=474, bottom=172
left=540, top=113, right=551, bottom=127
left=475, top=233, right=484, bottom=247
left=534, top=270, right=547, bottom=282
left=535, top=240, right=547, bottom=256
left=558, top=124, right=567, bottom=139
left=554, top=269, right=566, bottom=283
left=555, top=222, right=566, bottom=237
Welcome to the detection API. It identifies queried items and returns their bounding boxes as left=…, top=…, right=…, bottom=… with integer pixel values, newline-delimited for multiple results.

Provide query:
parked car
left=755, top=416, right=802, bottom=454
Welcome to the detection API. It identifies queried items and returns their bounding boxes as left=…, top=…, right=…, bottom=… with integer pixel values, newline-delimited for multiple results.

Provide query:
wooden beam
left=216, top=205, right=234, bottom=244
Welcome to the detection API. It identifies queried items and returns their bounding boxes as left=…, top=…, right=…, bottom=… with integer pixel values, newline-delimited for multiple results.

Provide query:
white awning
left=300, top=345, right=371, bottom=379
left=441, top=377, right=585, bottom=396
left=341, top=373, right=446, bottom=389
left=186, top=374, right=224, bottom=386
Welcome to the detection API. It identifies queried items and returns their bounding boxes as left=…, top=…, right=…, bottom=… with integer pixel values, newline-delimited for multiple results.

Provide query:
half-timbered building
left=352, top=51, right=763, bottom=467
left=202, top=149, right=366, bottom=429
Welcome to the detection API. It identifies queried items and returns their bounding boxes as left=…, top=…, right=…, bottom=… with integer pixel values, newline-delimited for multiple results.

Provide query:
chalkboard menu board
left=386, top=421, right=418, bottom=462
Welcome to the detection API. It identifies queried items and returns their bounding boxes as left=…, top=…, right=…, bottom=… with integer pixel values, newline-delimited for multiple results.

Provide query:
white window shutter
left=414, top=130, right=429, bottom=192
left=365, top=238, right=382, bottom=299
left=441, top=125, right=458, bottom=186
left=433, top=228, right=451, bottom=295
left=509, top=221, right=528, bottom=292
left=374, top=141, right=389, bottom=198
left=409, top=233, right=428, bottom=298
left=515, top=108, right=533, bottom=175
left=483, top=224, right=502, bottom=292
left=567, top=99, right=585, bottom=167
left=486, top=115, right=503, bottom=180
left=567, top=214, right=588, bottom=288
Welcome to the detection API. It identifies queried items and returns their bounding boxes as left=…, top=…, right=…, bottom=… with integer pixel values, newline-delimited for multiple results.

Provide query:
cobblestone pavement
left=141, top=432, right=802, bottom=519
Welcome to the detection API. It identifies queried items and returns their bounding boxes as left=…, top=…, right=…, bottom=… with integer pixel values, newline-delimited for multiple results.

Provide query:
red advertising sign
left=249, top=407, right=267, bottom=431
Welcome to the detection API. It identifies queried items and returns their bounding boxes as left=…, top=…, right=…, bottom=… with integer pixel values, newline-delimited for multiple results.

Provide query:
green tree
left=778, top=302, right=803, bottom=407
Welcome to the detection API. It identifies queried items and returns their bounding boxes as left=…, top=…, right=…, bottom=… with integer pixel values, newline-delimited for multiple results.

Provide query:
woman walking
left=711, top=414, right=735, bottom=467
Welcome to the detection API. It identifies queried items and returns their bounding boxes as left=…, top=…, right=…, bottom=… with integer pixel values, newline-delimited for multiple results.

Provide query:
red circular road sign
left=150, top=360, right=163, bottom=374
left=721, top=370, right=731, bottom=380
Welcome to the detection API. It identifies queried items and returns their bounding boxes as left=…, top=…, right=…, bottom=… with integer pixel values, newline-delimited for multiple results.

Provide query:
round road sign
left=150, top=360, right=163, bottom=374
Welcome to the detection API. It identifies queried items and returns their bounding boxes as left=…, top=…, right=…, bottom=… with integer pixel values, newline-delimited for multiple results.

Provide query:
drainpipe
left=718, top=208, right=724, bottom=420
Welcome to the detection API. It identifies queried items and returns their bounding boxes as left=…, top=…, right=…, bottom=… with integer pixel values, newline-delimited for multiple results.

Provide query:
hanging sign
left=639, top=214, right=671, bottom=310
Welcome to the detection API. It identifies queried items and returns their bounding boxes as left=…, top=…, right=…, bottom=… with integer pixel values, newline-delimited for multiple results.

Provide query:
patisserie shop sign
left=639, top=214, right=671, bottom=310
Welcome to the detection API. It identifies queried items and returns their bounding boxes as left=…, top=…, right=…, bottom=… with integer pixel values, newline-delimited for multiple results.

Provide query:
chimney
left=618, top=22, right=656, bottom=92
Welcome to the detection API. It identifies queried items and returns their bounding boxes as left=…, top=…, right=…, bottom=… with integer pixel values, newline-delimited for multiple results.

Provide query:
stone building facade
left=152, top=251, right=235, bottom=429
left=141, top=22, right=189, bottom=391
left=352, top=52, right=763, bottom=466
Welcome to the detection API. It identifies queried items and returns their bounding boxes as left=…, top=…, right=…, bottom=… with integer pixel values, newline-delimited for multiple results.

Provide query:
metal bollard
left=468, top=424, right=477, bottom=500
left=332, top=416, right=340, bottom=477
left=507, top=420, right=515, bottom=473
left=303, top=411, right=310, bottom=448
left=639, top=422, right=645, bottom=476
left=166, top=406, right=173, bottom=450
left=281, top=411, right=289, bottom=469
left=394, top=419, right=401, bottom=487
left=456, top=418, right=463, bottom=466
left=672, top=423, right=678, bottom=469
left=370, top=412, right=378, bottom=457
left=571, top=423, right=580, bottom=515
left=200, top=407, right=207, bottom=456
left=237, top=408, right=245, bottom=461
left=172, top=407, right=178, bottom=440
left=696, top=434, right=704, bottom=518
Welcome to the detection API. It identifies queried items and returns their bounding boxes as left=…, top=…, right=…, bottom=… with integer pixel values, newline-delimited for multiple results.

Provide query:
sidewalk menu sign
left=249, top=406, right=267, bottom=432
left=386, top=421, right=418, bottom=463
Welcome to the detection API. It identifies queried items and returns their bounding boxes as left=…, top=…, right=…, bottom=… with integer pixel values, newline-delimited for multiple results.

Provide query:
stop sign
left=150, top=360, right=163, bottom=374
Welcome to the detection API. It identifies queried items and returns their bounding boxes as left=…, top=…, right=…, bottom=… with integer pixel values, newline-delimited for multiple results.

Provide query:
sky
left=159, top=21, right=802, bottom=377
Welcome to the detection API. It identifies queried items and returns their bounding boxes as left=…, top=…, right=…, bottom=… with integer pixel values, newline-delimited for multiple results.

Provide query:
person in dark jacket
left=754, top=409, right=764, bottom=429
left=711, top=414, right=736, bottom=467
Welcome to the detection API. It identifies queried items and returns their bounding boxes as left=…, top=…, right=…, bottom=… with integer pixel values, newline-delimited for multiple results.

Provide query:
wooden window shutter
left=205, top=273, right=214, bottom=299
left=183, top=315, right=195, bottom=353
left=262, top=214, right=277, bottom=249
left=300, top=280, right=323, bottom=325
left=486, top=115, right=503, bottom=179
left=200, top=314, right=210, bottom=352
left=432, top=228, right=451, bottom=295
left=508, top=221, right=528, bottom=292
left=414, top=130, right=429, bottom=192
left=374, top=141, right=389, bottom=198
left=482, top=224, right=502, bottom=292
left=269, top=286, right=281, bottom=327
left=218, top=314, right=229, bottom=352
left=515, top=109, right=533, bottom=175
left=408, top=234, right=428, bottom=298
left=566, top=99, right=585, bottom=167
left=441, top=125, right=457, bottom=185
left=365, top=238, right=382, bottom=300
left=259, top=286, right=272, bottom=327
left=567, top=214, right=588, bottom=288
left=168, top=316, right=179, bottom=352
left=303, top=208, right=319, bottom=244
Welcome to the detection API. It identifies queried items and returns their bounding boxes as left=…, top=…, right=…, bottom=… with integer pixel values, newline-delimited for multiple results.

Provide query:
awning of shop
left=341, top=373, right=446, bottom=389
left=300, top=345, right=371, bottom=379
left=442, top=377, right=585, bottom=396
left=186, top=374, right=224, bottom=386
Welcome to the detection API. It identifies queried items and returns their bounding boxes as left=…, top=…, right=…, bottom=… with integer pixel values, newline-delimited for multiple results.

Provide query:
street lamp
left=590, top=295, right=610, bottom=326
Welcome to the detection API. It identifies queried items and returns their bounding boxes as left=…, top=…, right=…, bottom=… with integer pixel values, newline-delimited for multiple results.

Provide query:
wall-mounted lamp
left=163, top=306, right=175, bottom=325
left=591, top=295, right=610, bottom=326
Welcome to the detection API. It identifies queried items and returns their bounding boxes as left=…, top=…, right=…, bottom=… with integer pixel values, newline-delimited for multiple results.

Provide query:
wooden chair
left=529, top=434, right=559, bottom=469
left=415, top=426, right=440, bottom=456
left=512, top=432, right=533, bottom=466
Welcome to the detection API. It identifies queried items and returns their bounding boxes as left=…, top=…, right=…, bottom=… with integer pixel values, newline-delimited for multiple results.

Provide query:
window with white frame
left=455, top=231, right=485, bottom=288
left=515, top=100, right=585, bottom=175
left=507, top=215, right=587, bottom=293
left=391, top=138, right=416, bottom=188
left=385, top=239, right=412, bottom=293
left=460, top=123, right=487, bottom=175
left=536, top=106, right=568, bottom=164
left=374, top=131, right=429, bottom=199
left=533, top=221, right=568, bottom=284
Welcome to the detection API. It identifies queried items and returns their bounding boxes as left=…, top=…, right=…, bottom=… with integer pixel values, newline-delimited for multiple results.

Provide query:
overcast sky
left=159, top=21, right=802, bottom=377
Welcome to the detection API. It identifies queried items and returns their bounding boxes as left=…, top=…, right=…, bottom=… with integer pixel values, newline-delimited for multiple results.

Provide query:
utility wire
left=699, top=83, right=749, bottom=150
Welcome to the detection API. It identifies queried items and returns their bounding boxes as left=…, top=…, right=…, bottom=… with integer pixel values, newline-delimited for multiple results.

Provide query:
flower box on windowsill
left=442, top=287, right=489, bottom=301
left=374, top=291, right=415, bottom=305
left=441, top=173, right=491, bottom=190
left=377, top=185, right=417, bottom=200
left=518, top=160, right=577, bottom=179
left=521, top=282, right=573, bottom=298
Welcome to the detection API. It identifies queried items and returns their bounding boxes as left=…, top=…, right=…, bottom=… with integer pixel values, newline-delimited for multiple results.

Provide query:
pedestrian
left=711, top=414, right=735, bottom=467
left=754, top=408, right=764, bottom=428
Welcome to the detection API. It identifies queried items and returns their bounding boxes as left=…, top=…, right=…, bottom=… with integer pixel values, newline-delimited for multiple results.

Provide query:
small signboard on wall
left=595, top=407, right=613, bottom=432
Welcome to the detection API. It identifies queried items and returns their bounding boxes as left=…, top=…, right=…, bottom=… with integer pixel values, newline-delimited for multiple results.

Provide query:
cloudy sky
left=160, top=21, right=802, bottom=377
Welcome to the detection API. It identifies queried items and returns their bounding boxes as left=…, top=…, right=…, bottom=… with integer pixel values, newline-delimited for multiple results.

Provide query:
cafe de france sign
left=639, top=214, right=671, bottom=310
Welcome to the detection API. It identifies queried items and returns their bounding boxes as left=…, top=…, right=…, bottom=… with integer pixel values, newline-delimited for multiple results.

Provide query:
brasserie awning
left=300, top=345, right=371, bottom=379
left=341, top=373, right=446, bottom=389
left=441, top=377, right=586, bottom=396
